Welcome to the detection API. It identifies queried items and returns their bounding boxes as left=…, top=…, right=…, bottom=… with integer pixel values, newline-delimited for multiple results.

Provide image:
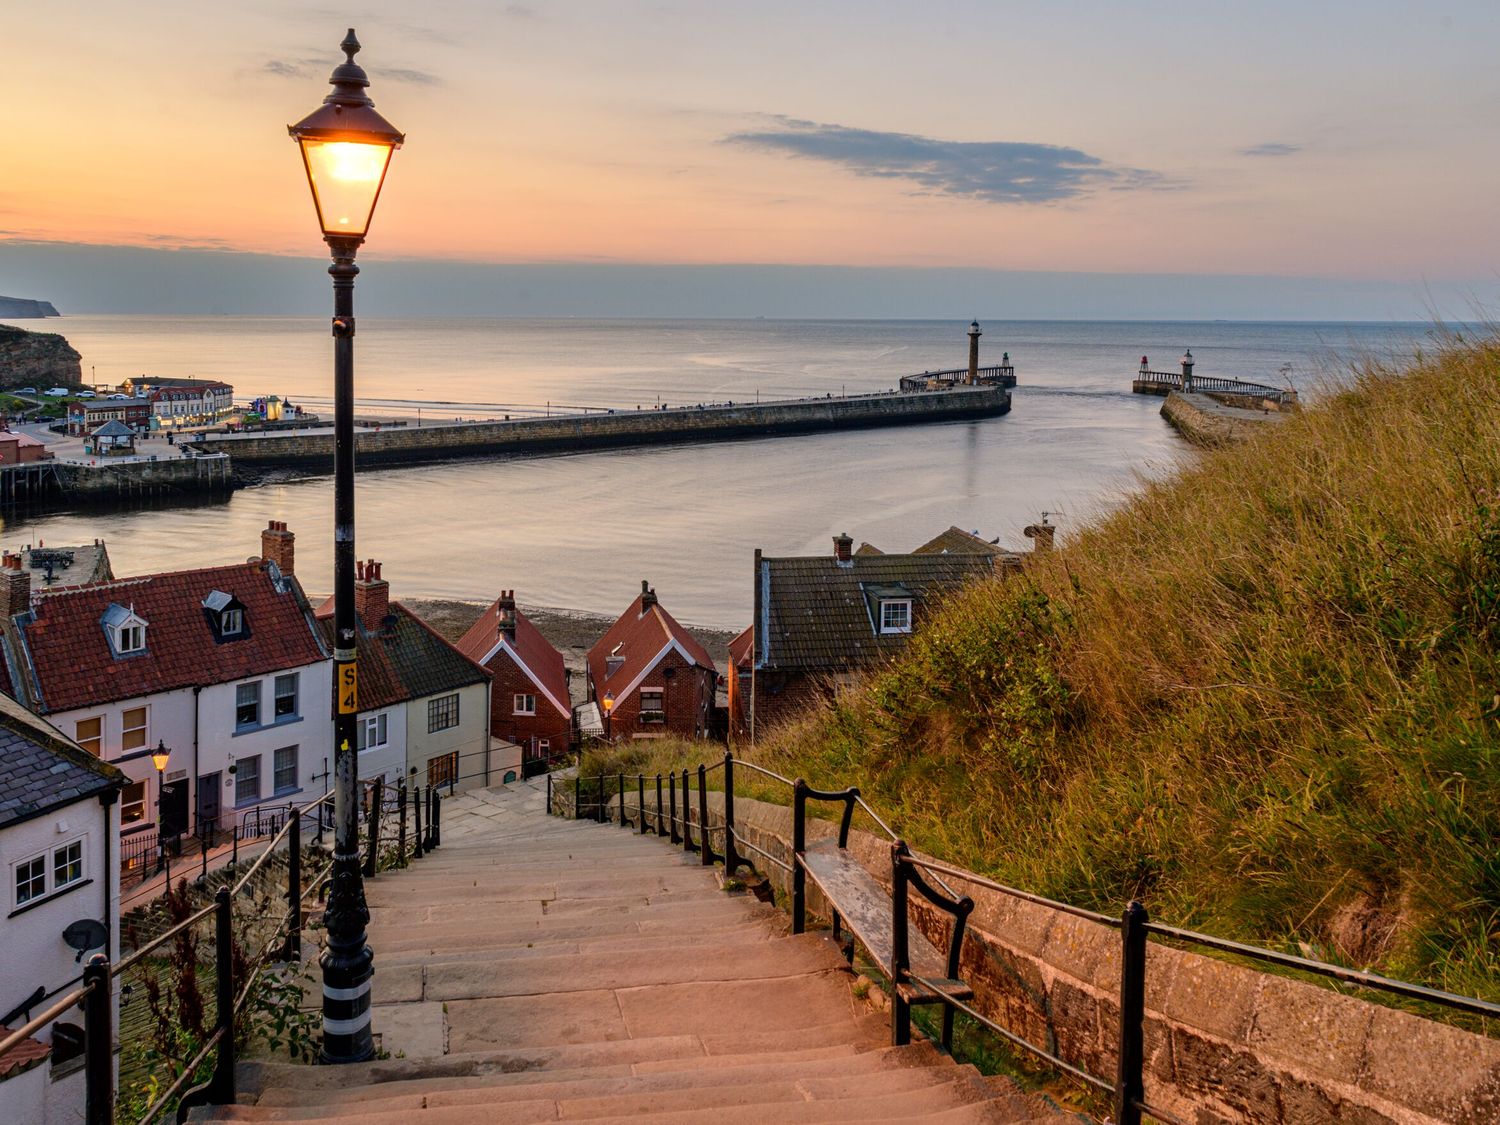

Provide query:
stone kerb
left=611, top=786, right=1500, bottom=1124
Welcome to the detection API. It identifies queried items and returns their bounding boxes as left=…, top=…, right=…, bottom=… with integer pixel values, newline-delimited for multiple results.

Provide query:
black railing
left=898, top=364, right=1016, bottom=392
left=1133, top=369, right=1297, bottom=405
left=552, top=751, right=1500, bottom=1125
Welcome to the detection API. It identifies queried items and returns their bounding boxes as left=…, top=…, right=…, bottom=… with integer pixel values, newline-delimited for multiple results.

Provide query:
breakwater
left=194, top=385, right=1010, bottom=473
left=0, top=454, right=233, bottom=510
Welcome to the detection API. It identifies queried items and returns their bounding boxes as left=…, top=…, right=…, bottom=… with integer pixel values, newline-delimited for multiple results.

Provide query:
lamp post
left=152, top=741, right=170, bottom=872
left=602, top=691, right=615, bottom=743
left=288, top=28, right=404, bottom=1066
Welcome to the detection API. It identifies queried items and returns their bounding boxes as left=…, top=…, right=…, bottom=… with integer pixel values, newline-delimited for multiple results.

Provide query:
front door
left=161, top=778, right=190, bottom=837
left=197, top=773, right=221, bottom=833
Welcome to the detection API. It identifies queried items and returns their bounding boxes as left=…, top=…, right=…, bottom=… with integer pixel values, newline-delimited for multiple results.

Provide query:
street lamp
left=152, top=741, right=170, bottom=871
left=602, top=691, right=615, bottom=743
left=288, top=27, right=404, bottom=1066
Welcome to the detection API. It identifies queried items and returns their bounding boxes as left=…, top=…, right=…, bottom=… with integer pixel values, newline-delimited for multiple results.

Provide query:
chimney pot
left=260, top=520, right=295, bottom=576
left=353, top=557, right=390, bottom=630
left=833, top=533, right=853, bottom=564
left=0, top=553, right=30, bottom=616
left=640, top=581, right=658, bottom=610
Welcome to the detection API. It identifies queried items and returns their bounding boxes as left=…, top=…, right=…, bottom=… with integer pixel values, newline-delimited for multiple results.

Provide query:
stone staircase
left=197, top=780, right=1077, bottom=1123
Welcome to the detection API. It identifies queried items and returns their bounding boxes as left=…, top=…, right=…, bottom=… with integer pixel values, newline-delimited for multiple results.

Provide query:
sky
left=3, top=1, right=1499, bottom=317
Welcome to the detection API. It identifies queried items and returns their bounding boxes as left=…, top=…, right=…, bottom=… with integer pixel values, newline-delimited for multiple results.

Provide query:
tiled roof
left=0, top=691, right=124, bottom=829
left=854, top=542, right=885, bottom=556
left=756, top=552, right=996, bottom=673
left=316, top=602, right=490, bottom=712
left=914, top=526, right=1008, bottom=557
left=728, top=625, right=753, bottom=671
left=0, top=1025, right=50, bottom=1078
left=456, top=599, right=569, bottom=717
left=13, top=561, right=326, bottom=714
left=587, top=590, right=716, bottom=701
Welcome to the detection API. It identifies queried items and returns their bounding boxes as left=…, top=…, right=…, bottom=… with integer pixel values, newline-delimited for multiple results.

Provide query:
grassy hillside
left=592, top=336, right=1500, bottom=999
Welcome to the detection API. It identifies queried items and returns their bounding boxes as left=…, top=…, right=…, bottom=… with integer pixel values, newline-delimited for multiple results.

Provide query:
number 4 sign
left=338, top=662, right=358, bottom=714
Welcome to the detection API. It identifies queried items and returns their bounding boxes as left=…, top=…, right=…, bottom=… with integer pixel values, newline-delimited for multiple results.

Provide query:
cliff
left=0, top=295, right=61, bottom=318
left=0, top=324, right=82, bottom=388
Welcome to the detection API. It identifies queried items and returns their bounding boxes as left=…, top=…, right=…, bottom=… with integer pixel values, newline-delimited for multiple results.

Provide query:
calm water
left=0, top=317, right=1447, bottom=627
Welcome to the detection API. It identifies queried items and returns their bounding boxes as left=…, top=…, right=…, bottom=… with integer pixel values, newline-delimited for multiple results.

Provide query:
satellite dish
left=62, top=918, right=108, bottom=962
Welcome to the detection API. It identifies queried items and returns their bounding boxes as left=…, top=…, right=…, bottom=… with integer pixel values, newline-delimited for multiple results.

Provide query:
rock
left=0, top=324, right=82, bottom=389
left=0, top=295, right=61, bottom=318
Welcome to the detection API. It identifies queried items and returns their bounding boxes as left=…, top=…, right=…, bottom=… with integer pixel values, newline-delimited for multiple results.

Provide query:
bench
left=790, top=782, right=974, bottom=1048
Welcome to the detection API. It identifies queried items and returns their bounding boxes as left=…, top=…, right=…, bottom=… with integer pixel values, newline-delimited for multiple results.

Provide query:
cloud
left=723, top=117, right=1168, bottom=204
left=383, top=67, right=440, bottom=86
left=1240, top=142, right=1302, bottom=157
left=262, top=59, right=310, bottom=78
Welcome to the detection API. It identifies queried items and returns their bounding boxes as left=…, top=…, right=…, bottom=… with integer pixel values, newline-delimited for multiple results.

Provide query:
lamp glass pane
left=299, top=139, right=394, bottom=238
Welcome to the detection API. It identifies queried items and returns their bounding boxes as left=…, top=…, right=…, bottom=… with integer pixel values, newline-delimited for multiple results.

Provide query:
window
left=221, top=608, right=243, bottom=636
left=274, top=673, right=299, bottom=719
left=640, top=689, right=665, bottom=722
left=118, top=624, right=145, bottom=653
left=427, top=751, right=458, bottom=788
left=513, top=693, right=536, bottom=716
left=235, top=755, right=260, bottom=804
left=14, top=855, right=45, bottom=906
left=121, top=707, right=148, bottom=753
left=53, top=840, right=83, bottom=890
left=121, top=780, right=147, bottom=825
left=357, top=713, right=388, bottom=751
left=236, top=682, right=260, bottom=728
left=75, top=716, right=102, bottom=757
left=538, top=739, right=550, bottom=755
left=427, top=694, right=460, bottom=733
left=273, top=746, right=298, bottom=794
left=879, top=599, right=912, bottom=634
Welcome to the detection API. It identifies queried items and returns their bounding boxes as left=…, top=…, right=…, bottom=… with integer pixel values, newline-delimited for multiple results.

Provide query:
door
left=161, top=778, right=190, bottom=837
left=197, top=773, right=221, bottom=833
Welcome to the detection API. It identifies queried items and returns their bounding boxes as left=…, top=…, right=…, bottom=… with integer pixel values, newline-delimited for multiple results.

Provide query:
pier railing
left=899, top=364, right=1015, bottom=391
left=1133, top=369, right=1297, bottom=404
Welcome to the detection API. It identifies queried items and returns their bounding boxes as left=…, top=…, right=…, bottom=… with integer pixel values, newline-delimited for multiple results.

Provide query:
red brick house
left=457, top=590, right=571, bottom=769
left=587, top=582, right=717, bottom=741
left=726, top=624, right=752, bottom=744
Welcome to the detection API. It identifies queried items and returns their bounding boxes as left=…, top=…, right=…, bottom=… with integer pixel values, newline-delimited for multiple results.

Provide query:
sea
left=0, top=316, right=1451, bottom=628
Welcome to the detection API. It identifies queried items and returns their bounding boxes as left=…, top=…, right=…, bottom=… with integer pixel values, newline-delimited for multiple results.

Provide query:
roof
left=10, top=561, right=326, bottom=714
left=854, top=542, right=885, bottom=556
left=22, top=543, right=112, bottom=589
left=92, top=420, right=135, bottom=438
left=316, top=601, right=490, bottom=711
left=0, top=690, right=124, bottom=829
left=728, top=625, right=753, bottom=671
left=914, top=526, right=1008, bottom=557
left=756, top=552, right=996, bottom=673
left=456, top=599, right=569, bottom=718
left=0, top=432, right=45, bottom=447
left=0, top=1025, right=50, bottom=1078
left=74, top=400, right=143, bottom=413
left=586, top=590, right=717, bottom=703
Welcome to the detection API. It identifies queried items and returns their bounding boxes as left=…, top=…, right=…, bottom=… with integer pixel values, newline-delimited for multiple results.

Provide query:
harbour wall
left=193, top=386, right=1010, bottom=472
left=1162, top=391, right=1289, bottom=449
left=0, top=453, right=234, bottom=509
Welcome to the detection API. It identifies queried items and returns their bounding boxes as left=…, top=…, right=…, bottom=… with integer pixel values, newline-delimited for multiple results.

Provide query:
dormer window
left=101, top=603, right=149, bottom=657
left=202, top=590, right=248, bottom=642
left=879, top=599, right=912, bottom=634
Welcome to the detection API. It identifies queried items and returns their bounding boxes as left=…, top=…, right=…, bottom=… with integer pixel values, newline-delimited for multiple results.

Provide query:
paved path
left=200, top=780, right=1072, bottom=1123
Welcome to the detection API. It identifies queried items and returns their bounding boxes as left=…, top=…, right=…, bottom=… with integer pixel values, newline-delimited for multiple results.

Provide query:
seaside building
left=85, top=420, right=136, bottom=457
left=66, top=398, right=152, bottom=437
left=0, top=523, right=332, bottom=872
left=0, top=694, right=123, bottom=1125
left=457, top=589, right=571, bottom=776
left=586, top=581, right=717, bottom=741
left=147, top=382, right=234, bottom=430
left=0, top=431, right=51, bottom=465
left=314, top=560, right=493, bottom=794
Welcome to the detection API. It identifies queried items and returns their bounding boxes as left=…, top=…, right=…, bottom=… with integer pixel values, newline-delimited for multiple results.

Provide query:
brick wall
left=485, top=650, right=571, bottom=757
left=598, top=648, right=714, bottom=740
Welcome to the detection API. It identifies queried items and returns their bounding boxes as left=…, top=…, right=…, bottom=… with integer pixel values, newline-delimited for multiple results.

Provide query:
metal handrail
left=899, top=853, right=1121, bottom=929
left=729, top=829, right=794, bottom=873
left=231, top=790, right=332, bottom=896
left=732, top=759, right=796, bottom=787
left=0, top=981, right=93, bottom=1061
left=113, top=902, right=218, bottom=976
left=135, top=1025, right=223, bottom=1125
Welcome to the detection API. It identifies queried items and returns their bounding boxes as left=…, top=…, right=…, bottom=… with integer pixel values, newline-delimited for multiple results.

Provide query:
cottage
left=586, top=581, right=717, bottom=741
left=0, top=695, right=123, bottom=1125
left=314, top=560, right=493, bottom=793
left=457, top=590, right=571, bottom=776
left=0, top=431, right=51, bottom=465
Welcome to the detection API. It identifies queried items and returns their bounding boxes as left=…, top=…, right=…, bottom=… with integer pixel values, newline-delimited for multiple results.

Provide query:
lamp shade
left=288, top=29, right=404, bottom=241
left=602, top=692, right=615, bottom=714
left=151, top=741, right=170, bottom=773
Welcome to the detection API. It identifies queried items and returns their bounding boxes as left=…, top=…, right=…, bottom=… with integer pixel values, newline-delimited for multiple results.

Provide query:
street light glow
left=297, top=138, right=395, bottom=237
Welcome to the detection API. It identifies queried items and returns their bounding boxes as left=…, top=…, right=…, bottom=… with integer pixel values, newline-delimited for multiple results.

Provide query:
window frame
left=14, top=854, right=46, bottom=907
left=272, top=746, right=298, bottom=795
left=120, top=780, right=148, bottom=826
left=121, top=706, right=148, bottom=753
left=221, top=607, right=244, bottom=636
left=235, top=681, right=261, bottom=729
left=357, top=712, right=388, bottom=752
left=117, top=623, right=145, bottom=654
left=74, top=716, right=103, bottom=757
left=879, top=598, right=913, bottom=635
left=427, top=694, right=460, bottom=733
left=273, top=673, right=299, bottom=720
left=513, top=693, right=537, bottom=716
left=639, top=688, right=666, bottom=723
left=234, top=755, right=261, bottom=805
left=52, top=839, right=84, bottom=891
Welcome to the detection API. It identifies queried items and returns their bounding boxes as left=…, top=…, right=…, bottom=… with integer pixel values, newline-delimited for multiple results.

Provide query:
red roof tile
left=17, top=562, right=326, bottom=714
left=315, top=601, right=490, bottom=712
left=586, top=591, right=716, bottom=702
left=728, top=624, right=753, bottom=670
left=0, top=1025, right=51, bottom=1078
left=457, top=598, right=569, bottom=718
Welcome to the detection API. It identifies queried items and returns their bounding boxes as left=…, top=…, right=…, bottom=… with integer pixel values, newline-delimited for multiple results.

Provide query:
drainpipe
left=192, top=686, right=202, bottom=833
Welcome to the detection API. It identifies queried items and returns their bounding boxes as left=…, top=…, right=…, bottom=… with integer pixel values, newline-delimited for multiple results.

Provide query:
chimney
left=1023, top=516, right=1055, bottom=554
left=261, top=520, right=295, bottom=576
left=0, top=552, right=31, bottom=618
left=497, top=589, right=517, bottom=639
left=354, top=559, right=389, bottom=630
left=640, top=580, right=658, bottom=611
left=833, top=533, right=853, bottom=565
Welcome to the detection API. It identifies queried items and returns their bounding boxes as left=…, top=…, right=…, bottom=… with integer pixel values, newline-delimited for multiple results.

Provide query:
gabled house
left=0, top=522, right=331, bottom=861
left=457, top=590, right=571, bottom=774
left=316, top=560, right=492, bottom=794
left=0, top=694, right=124, bottom=1125
left=747, top=533, right=998, bottom=736
left=587, top=581, right=717, bottom=741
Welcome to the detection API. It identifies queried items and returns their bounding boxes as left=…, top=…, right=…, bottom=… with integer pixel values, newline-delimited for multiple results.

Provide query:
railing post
left=286, top=806, right=302, bottom=962
left=432, top=790, right=441, bottom=848
left=546, top=771, right=552, bottom=815
left=698, top=764, right=713, bottom=866
left=211, top=884, right=236, bottom=1103
left=891, top=842, right=911, bottom=1046
left=723, top=752, right=740, bottom=876
left=655, top=775, right=665, bottom=835
left=681, top=769, right=694, bottom=853
left=1115, top=900, right=1149, bottom=1125
left=425, top=786, right=435, bottom=848
left=412, top=785, right=424, bottom=859
left=792, top=779, right=807, bottom=934
left=82, top=954, right=112, bottom=1125
left=231, top=824, right=238, bottom=866
left=638, top=774, right=647, bottom=835
left=618, top=773, right=626, bottom=827
left=397, top=782, right=407, bottom=862
left=363, top=777, right=383, bottom=877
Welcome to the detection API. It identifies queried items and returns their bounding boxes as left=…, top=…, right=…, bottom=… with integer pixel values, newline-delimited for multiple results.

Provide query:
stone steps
left=193, top=779, right=1072, bottom=1124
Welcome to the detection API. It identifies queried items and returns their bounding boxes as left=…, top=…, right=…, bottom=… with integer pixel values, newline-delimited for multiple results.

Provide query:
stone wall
left=587, top=786, right=1500, bottom=1124
left=196, top=386, right=1010, bottom=470
left=0, top=324, right=80, bottom=388
left=54, top=454, right=233, bottom=498
left=1162, top=391, right=1288, bottom=449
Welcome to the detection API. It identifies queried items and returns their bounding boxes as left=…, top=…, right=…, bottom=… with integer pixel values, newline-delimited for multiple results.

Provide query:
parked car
left=76, top=390, right=96, bottom=398
left=16, top=386, right=37, bottom=395
left=107, top=393, right=129, bottom=400
left=45, top=388, right=69, bottom=397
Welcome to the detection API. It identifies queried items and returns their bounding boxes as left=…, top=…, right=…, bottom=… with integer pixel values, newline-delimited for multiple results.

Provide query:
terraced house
left=0, top=522, right=331, bottom=874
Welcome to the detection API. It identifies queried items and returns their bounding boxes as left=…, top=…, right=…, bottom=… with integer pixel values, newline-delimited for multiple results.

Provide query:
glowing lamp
left=288, top=29, right=404, bottom=243
left=151, top=740, right=170, bottom=773
left=602, top=692, right=615, bottom=715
